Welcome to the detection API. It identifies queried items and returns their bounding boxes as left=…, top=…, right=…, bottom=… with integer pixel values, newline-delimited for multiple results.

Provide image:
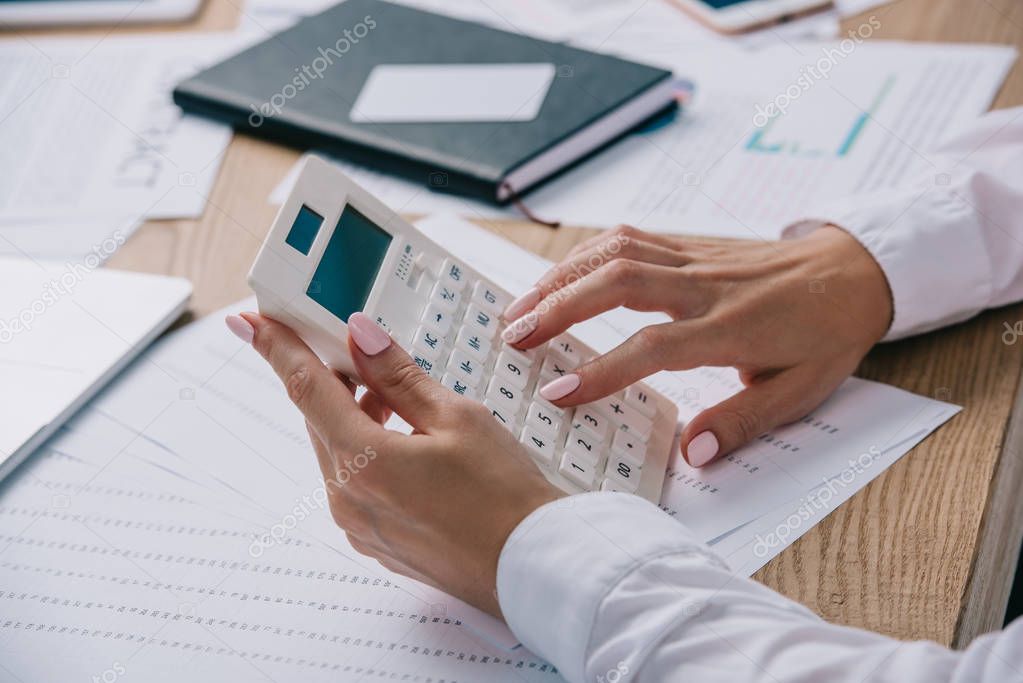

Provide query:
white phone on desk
left=249, top=156, right=680, bottom=503
left=669, top=0, right=833, bottom=34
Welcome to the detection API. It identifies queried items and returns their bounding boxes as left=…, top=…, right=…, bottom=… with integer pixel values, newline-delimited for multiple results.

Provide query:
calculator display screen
left=306, top=204, right=392, bottom=323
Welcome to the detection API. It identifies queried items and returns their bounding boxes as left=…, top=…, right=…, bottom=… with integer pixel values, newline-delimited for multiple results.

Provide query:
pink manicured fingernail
left=347, top=312, right=392, bottom=356
left=686, top=431, right=719, bottom=467
left=539, top=373, right=580, bottom=401
left=225, top=315, right=254, bottom=344
left=503, top=286, right=540, bottom=321
left=501, top=314, right=538, bottom=344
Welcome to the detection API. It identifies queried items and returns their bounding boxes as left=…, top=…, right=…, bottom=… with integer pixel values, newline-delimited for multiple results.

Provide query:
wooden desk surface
left=87, top=0, right=1023, bottom=648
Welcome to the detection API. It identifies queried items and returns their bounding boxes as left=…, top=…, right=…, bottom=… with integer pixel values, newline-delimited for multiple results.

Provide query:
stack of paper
left=0, top=32, right=255, bottom=261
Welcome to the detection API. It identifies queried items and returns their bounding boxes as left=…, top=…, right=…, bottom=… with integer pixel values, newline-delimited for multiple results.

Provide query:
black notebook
left=174, top=0, right=676, bottom=204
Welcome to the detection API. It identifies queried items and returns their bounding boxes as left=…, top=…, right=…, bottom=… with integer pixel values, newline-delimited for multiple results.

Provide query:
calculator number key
left=525, top=401, right=561, bottom=438
left=494, top=351, right=529, bottom=391
left=486, top=377, right=524, bottom=419
left=520, top=427, right=556, bottom=467
left=559, top=448, right=597, bottom=490
left=604, top=453, right=641, bottom=492
left=571, top=406, right=609, bottom=442
left=484, top=400, right=516, bottom=433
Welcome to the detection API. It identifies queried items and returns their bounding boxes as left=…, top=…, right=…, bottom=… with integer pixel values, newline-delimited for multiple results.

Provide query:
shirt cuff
left=496, top=492, right=725, bottom=682
left=782, top=187, right=992, bottom=341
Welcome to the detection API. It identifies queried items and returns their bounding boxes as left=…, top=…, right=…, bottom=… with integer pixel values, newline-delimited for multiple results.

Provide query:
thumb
left=346, top=312, right=449, bottom=433
left=681, top=367, right=825, bottom=467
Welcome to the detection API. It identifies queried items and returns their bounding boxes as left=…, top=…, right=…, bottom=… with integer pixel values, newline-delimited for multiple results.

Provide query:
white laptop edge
left=0, top=281, right=191, bottom=483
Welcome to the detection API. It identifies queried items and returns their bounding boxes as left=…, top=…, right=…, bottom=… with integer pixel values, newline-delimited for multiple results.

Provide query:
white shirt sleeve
left=497, top=493, right=1023, bottom=683
left=783, top=106, right=1023, bottom=340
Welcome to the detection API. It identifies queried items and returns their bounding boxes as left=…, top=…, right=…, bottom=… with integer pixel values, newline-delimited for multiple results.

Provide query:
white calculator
left=248, top=156, right=679, bottom=503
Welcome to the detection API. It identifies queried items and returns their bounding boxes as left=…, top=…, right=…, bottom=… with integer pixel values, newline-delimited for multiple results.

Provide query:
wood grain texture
left=87, top=0, right=1023, bottom=647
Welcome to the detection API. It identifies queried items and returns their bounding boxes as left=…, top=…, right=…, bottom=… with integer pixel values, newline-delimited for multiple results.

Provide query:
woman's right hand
left=500, top=224, right=893, bottom=467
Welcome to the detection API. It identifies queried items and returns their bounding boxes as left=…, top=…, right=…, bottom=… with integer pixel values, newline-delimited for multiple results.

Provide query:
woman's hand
left=500, top=224, right=893, bottom=467
left=227, top=311, right=563, bottom=618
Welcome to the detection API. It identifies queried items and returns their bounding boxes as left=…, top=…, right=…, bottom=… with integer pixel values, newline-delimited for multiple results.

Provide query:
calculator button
left=412, top=325, right=445, bottom=362
left=571, top=406, right=610, bottom=442
left=431, top=282, right=462, bottom=313
left=484, top=400, right=517, bottom=432
left=599, top=478, right=632, bottom=493
left=441, top=373, right=478, bottom=400
left=565, top=431, right=602, bottom=467
left=611, top=429, right=648, bottom=464
left=617, top=411, right=653, bottom=442
left=540, top=355, right=571, bottom=383
left=559, top=449, right=597, bottom=490
left=605, top=452, right=642, bottom=489
left=549, top=335, right=584, bottom=366
left=520, top=427, right=556, bottom=467
left=594, top=395, right=654, bottom=440
left=454, top=328, right=490, bottom=363
left=624, top=385, right=657, bottom=419
left=422, top=302, right=454, bottom=335
left=447, top=349, right=485, bottom=386
left=531, top=396, right=568, bottom=421
left=499, top=343, right=541, bottom=368
left=464, top=303, right=499, bottom=339
left=525, top=401, right=560, bottom=438
left=472, top=281, right=510, bottom=316
left=440, top=258, right=468, bottom=291
left=494, top=351, right=529, bottom=391
left=486, top=377, right=524, bottom=418
left=412, top=353, right=442, bottom=379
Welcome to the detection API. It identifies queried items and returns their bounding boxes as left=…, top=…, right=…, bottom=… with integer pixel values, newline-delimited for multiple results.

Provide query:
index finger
left=237, top=312, right=381, bottom=448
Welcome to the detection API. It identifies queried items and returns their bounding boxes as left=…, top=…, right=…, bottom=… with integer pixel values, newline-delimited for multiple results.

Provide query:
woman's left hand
left=229, top=311, right=563, bottom=618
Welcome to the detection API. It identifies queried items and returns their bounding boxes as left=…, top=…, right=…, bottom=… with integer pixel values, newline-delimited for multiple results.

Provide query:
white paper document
left=0, top=216, right=141, bottom=261
left=273, top=41, right=1015, bottom=239
left=0, top=33, right=243, bottom=226
left=0, top=429, right=556, bottom=681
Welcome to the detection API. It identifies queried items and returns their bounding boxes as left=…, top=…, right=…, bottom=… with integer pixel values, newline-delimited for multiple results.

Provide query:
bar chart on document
left=677, top=44, right=1015, bottom=236
left=745, top=75, right=896, bottom=158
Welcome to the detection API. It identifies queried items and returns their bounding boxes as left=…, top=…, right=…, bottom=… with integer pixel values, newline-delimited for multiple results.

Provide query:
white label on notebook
left=350, top=63, right=556, bottom=123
